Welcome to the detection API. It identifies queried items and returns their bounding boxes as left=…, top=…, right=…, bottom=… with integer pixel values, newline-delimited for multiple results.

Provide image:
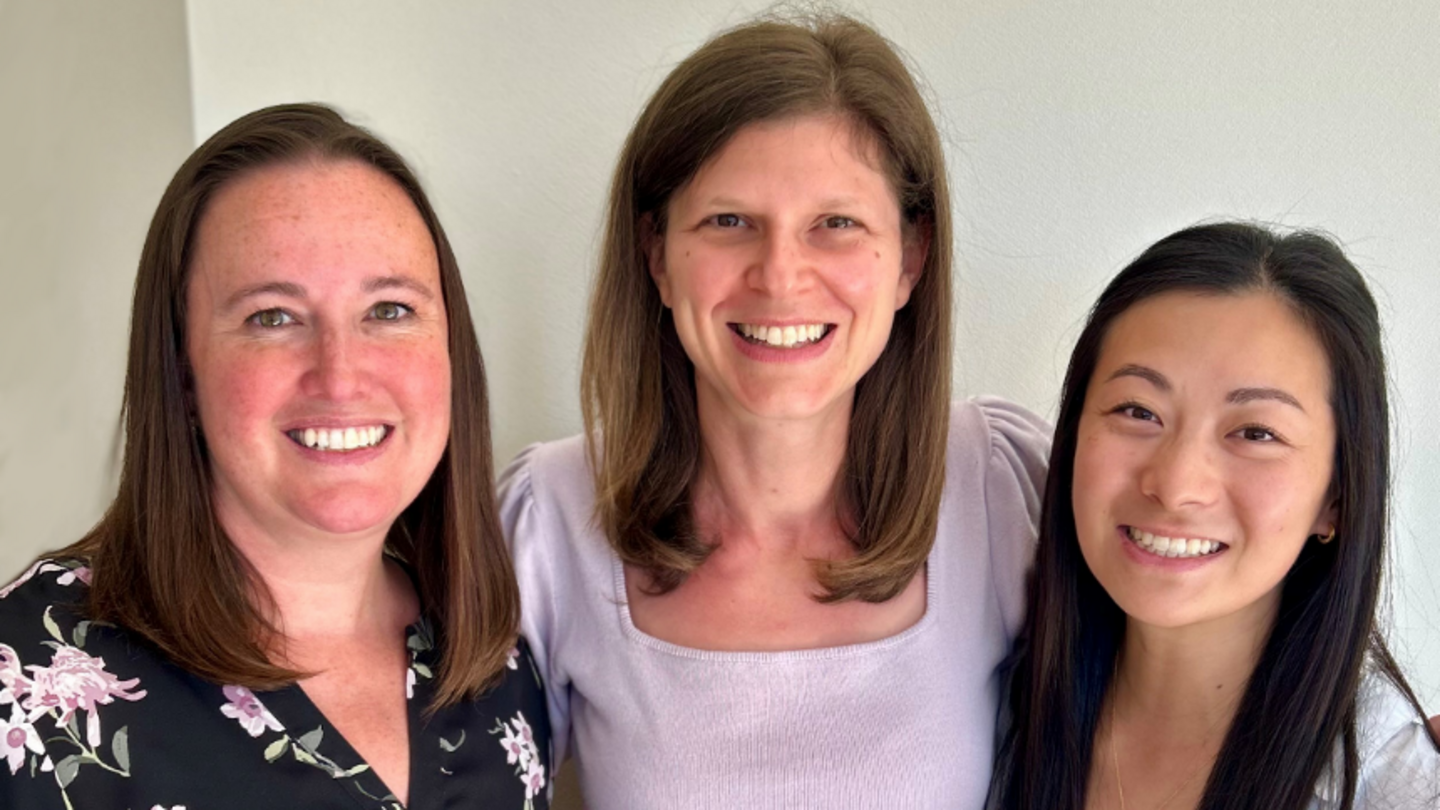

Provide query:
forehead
left=678, top=113, right=896, bottom=201
left=191, top=158, right=438, bottom=288
left=1095, top=290, right=1331, bottom=400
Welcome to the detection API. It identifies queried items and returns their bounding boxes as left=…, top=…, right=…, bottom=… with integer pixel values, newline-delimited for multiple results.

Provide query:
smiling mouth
left=285, top=425, right=391, bottom=453
left=730, top=323, right=833, bottom=348
left=1125, top=526, right=1228, bottom=559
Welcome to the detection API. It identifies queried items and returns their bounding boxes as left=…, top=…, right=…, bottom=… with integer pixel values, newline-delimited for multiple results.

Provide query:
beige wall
left=0, top=0, right=193, bottom=575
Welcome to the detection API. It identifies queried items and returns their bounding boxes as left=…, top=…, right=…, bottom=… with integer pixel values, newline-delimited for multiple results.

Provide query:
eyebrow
left=1104, top=364, right=1307, bottom=412
left=221, top=275, right=435, bottom=313
left=364, top=275, right=436, bottom=301
left=223, top=281, right=305, bottom=313
left=1228, top=387, right=1306, bottom=412
left=1105, top=364, right=1170, bottom=390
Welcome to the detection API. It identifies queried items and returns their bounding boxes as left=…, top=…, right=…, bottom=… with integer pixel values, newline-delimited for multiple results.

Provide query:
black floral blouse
left=0, top=559, right=551, bottom=810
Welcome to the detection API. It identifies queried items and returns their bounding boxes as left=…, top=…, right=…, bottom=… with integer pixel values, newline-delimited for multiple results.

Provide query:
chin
left=733, top=383, right=849, bottom=421
left=288, top=488, right=405, bottom=538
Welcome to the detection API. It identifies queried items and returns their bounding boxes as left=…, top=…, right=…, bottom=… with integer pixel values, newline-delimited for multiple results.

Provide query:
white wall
left=0, top=0, right=194, bottom=573
left=184, top=0, right=1440, bottom=702
left=3, top=1, right=1434, bottom=712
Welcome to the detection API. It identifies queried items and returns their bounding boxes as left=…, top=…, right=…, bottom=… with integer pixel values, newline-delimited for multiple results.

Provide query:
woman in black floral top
left=0, top=104, right=550, bottom=809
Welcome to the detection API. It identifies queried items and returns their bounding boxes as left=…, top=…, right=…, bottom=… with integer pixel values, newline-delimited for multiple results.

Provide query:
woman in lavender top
left=500, top=14, right=1048, bottom=808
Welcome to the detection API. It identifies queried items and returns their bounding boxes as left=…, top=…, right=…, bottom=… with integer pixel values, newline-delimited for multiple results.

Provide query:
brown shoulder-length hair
left=582, top=13, right=953, bottom=603
left=57, top=103, right=518, bottom=707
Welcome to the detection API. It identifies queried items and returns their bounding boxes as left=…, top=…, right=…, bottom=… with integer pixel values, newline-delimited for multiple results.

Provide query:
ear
left=895, top=219, right=930, bottom=310
left=641, top=213, right=672, bottom=308
left=1309, top=498, right=1340, bottom=541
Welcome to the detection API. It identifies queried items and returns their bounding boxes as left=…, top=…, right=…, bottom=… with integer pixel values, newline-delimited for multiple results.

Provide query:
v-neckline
left=256, top=616, right=432, bottom=810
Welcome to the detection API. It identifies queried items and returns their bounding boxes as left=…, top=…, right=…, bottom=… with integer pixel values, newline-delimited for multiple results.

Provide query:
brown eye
left=248, top=309, right=292, bottom=328
left=823, top=216, right=856, bottom=229
left=1239, top=426, right=1278, bottom=442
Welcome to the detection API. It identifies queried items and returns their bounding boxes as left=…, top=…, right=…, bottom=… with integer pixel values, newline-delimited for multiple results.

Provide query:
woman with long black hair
left=990, top=222, right=1439, bottom=809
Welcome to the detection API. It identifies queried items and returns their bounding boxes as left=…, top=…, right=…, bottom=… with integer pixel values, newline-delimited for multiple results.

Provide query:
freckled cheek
left=193, top=352, right=302, bottom=442
left=388, top=345, right=452, bottom=433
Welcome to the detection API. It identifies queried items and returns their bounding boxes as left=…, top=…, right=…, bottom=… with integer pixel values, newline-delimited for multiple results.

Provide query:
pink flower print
left=0, top=706, right=44, bottom=774
left=22, top=646, right=145, bottom=746
left=0, top=561, right=67, bottom=599
left=511, top=711, right=533, bottom=746
left=506, top=646, right=520, bottom=670
left=219, top=685, right=283, bottom=738
left=522, top=758, right=546, bottom=800
left=499, top=724, right=531, bottom=768
left=406, top=666, right=417, bottom=700
left=0, top=644, right=31, bottom=706
left=56, top=566, right=91, bottom=587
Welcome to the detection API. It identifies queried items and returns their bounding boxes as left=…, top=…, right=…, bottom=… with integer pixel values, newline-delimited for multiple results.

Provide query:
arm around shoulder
left=969, top=397, right=1053, bottom=640
left=496, top=442, right=572, bottom=767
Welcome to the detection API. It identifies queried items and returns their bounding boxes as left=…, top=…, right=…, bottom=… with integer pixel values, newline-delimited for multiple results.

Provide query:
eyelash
left=245, top=302, right=416, bottom=329
left=1233, top=424, right=1282, bottom=443
left=1108, top=402, right=1286, bottom=444
left=702, top=214, right=860, bottom=230
left=707, top=214, right=744, bottom=228
left=368, top=301, right=415, bottom=322
left=1109, top=401, right=1159, bottom=423
left=246, top=308, right=295, bottom=329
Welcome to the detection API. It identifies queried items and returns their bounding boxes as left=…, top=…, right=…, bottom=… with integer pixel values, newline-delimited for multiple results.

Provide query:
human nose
left=302, top=325, right=364, bottom=401
left=1138, top=431, right=1221, bottom=510
left=747, top=229, right=811, bottom=296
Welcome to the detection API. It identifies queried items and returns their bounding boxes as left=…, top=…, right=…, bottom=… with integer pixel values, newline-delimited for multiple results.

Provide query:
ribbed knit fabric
left=499, top=398, right=1050, bottom=809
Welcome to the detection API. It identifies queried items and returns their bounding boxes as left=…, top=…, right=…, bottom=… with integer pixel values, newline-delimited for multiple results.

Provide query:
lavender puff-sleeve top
left=498, top=398, right=1050, bottom=809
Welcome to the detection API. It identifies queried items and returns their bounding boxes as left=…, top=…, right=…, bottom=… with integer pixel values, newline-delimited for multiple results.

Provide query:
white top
left=1311, top=668, right=1440, bottom=808
left=499, top=398, right=1050, bottom=809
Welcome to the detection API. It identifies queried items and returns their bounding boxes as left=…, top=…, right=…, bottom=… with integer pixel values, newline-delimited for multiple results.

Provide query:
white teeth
left=291, top=425, right=389, bottom=453
left=1126, top=526, right=1223, bottom=559
left=736, top=323, right=828, bottom=348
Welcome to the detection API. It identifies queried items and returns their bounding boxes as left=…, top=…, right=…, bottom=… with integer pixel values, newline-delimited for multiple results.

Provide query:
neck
left=216, top=501, right=416, bottom=646
left=691, top=384, right=852, bottom=557
left=1112, top=595, right=1278, bottom=734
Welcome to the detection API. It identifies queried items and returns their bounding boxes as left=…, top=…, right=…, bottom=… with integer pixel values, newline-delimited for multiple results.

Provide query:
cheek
left=193, top=348, right=299, bottom=441
left=1228, top=462, right=1324, bottom=543
left=828, top=252, right=896, bottom=303
left=391, top=340, right=452, bottom=435
left=1071, top=425, right=1118, bottom=512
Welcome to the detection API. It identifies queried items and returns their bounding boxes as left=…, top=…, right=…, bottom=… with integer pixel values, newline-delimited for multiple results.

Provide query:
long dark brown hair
left=582, top=12, right=952, bottom=603
left=990, top=222, right=1438, bottom=809
left=54, top=103, right=518, bottom=706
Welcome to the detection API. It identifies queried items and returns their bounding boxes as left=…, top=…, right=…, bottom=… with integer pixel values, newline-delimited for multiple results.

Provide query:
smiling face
left=1072, top=290, right=1337, bottom=632
left=185, top=159, right=451, bottom=545
left=648, top=113, right=924, bottom=425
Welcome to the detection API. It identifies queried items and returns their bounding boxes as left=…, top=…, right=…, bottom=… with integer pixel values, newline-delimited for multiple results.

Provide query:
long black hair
left=990, top=222, right=1437, bottom=810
